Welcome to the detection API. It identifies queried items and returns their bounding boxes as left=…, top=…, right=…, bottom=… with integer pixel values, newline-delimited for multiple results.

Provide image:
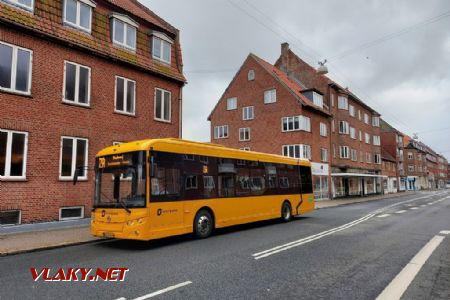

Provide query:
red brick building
left=208, top=53, right=332, bottom=200
left=0, top=0, right=186, bottom=224
left=381, top=148, right=397, bottom=193
left=403, top=136, right=428, bottom=190
left=380, top=119, right=406, bottom=192
left=275, top=43, right=382, bottom=198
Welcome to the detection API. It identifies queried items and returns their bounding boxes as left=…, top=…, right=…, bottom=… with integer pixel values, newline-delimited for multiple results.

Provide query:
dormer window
left=63, top=0, right=95, bottom=33
left=152, top=32, right=172, bottom=64
left=2, top=0, right=34, bottom=12
left=111, top=14, right=138, bottom=51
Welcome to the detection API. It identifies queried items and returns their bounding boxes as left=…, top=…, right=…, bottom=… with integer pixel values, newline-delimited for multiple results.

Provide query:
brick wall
left=0, top=26, right=182, bottom=223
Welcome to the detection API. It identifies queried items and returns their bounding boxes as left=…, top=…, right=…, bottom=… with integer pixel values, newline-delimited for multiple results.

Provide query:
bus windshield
left=94, top=151, right=146, bottom=209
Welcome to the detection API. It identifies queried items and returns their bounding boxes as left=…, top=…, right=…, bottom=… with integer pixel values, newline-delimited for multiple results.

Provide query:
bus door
left=149, top=152, right=185, bottom=230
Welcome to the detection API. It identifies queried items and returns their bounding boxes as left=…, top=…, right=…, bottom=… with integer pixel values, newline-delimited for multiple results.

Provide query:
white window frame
left=2, top=0, right=34, bottom=12
left=331, top=119, right=335, bottom=132
left=0, top=41, right=33, bottom=95
left=59, top=206, right=84, bottom=221
left=360, top=151, right=364, bottom=162
left=339, top=121, right=349, bottom=134
left=114, top=76, right=136, bottom=115
left=152, top=32, right=173, bottom=64
left=372, top=116, right=380, bottom=127
left=214, top=125, right=229, bottom=139
left=239, top=127, right=251, bottom=141
left=282, top=144, right=312, bottom=160
left=227, top=97, right=237, bottom=110
left=242, top=106, right=254, bottom=120
left=62, top=61, right=91, bottom=106
left=282, top=115, right=311, bottom=132
left=374, top=154, right=381, bottom=164
left=240, top=147, right=250, bottom=151
left=63, top=0, right=95, bottom=33
left=358, top=110, right=361, bottom=121
left=365, top=133, right=371, bottom=144
left=350, top=127, right=356, bottom=139
left=154, top=87, right=171, bottom=122
left=338, top=96, right=348, bottom=110
left=247, top=70, right=255, bottom=81
left=359, top=130, right=362, bottom=141
left=111, top=15, right=138, bottom=51
left=364, top=113, right=369, bottom=124
left=349, top=105, right=355, bottom=117
left=351, top=149, right=357, bottom=161
left=320, top=148, right=328, bottom=162
left=264, top=89, right=276, bottom=104
left=339, top=146, right=349, bottom=159
left=408, top=152, right=413, bottom=160
left=366, top=153, right=372, bottom=163
left=313, top=92, right=323, bottom=108
left=59, top=136, right=88, bottom=181
left=0, top=129, right=28, bottom=180
left=320, top=122, right=327, bottom=137
left=373, top=135, right=381, bottom=146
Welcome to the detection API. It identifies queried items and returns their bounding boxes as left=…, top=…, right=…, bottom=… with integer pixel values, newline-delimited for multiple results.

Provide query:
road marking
left=427, top=203, right=433, bottom=205
left=420, top=205, right=426, bottom=207
left=132, top=281, right=192, bottom=300
left=376, top=234, right=445, bottom=300
left=377, top=214, right=391, bottom=218
left=440, top=230, right=450, bottom=235
left=253, top=193, right=448, bottom=260
left=409, top=207, right=418, bottom=210
left=395, top=210, right=407, bottom=214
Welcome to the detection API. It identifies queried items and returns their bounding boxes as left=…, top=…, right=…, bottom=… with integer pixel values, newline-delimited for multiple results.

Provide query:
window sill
left=154, top=118, right=172, bottom=124
left=63, top=22, right=92, bottom=35
left=0, top=177, right=28, bottom=182
left=0, top=88, right=33, bottom=98
left=113, top=43, right=137, bottom=53
left=2, top=1, right=34, bottom=13
left=152, top=57, right=171, bottom=66
left=59, top=178, right=88, bottom=182
left=114, top=111, right=136, bottom=117
left=62, top=100, right=91, bottom=109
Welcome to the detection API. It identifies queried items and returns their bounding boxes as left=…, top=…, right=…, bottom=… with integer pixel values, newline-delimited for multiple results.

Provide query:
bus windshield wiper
left=118, top=199, right=131, bottom=214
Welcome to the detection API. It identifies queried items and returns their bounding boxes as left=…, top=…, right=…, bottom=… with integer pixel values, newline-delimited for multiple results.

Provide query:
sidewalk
left=0, top=191, right=416, bottom=256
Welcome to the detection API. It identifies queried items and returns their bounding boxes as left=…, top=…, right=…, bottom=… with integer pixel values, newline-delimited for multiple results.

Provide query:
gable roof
left=208, top=53, right=331, bottom=120
left=381, top=148, right=396, bottom=162
left=276, top=45, right=380, bottom=115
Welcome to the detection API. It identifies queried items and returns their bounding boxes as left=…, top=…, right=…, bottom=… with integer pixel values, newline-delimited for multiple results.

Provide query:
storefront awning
left=331, top=173, right=387, bottom=178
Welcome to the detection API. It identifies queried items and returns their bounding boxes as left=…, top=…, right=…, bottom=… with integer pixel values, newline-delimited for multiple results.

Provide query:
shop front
left=311, top=162, right=330, bottom=200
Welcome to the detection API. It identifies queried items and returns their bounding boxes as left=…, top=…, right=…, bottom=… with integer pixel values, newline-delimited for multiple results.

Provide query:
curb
left=0, top=238, right=109, bottom=257
left=315, top=192, right=417, bottom=210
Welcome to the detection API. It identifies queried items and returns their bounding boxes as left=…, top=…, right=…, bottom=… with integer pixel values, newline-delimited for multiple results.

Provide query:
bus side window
left=299, top=166, right=313, bottom=194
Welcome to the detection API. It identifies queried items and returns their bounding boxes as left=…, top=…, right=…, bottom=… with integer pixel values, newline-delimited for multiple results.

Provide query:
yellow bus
left=87, top=138, right=314, bottom=241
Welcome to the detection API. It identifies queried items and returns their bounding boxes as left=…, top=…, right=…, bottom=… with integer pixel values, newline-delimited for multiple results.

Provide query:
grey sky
left=144, top=0, right=450, bottom=160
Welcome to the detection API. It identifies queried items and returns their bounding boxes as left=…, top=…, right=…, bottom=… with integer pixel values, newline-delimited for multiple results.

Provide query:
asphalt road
left=1, top=190, right=449, bottom=300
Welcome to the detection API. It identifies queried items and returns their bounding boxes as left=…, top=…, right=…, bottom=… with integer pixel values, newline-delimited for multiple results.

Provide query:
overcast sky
left=144, top=0, right=450, bottom=161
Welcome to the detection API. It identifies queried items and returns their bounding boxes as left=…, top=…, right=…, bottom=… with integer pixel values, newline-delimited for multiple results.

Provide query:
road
left=1, top=190, right=449, bottom=300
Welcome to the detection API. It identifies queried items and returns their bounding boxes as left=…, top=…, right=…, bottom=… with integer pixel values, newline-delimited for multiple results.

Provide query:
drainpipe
left=179, top=86, right=183, bottom=139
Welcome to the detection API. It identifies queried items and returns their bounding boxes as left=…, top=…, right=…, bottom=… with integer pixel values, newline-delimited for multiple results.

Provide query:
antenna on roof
left=413, top=133, right=419, bottom=140
left=317, top=59, right=328, bottom=75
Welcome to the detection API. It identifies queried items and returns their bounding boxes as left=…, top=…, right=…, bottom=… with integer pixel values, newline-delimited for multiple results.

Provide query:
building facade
left=380, top=119, right=406, bottom=191
left=381, top=149, right=397, bottom=194
left=403, top=137, right=427, bottom=191
left=275, top=43, right=383, bottom=198
left=208, top=53, right=331, bottom=200
left=0, top=0, right=185, bottom=224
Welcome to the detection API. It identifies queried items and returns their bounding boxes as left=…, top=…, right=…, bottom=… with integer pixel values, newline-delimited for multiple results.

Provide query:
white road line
left=440, top=230, right=450, bottom=235
left=132, top=281, right=192, bottom=300
left=409, top=207, right=418, bottom=210
left=253, top=193, right=447, bottom=260
left=395, top=210, right=407, bottom=214
left=376, top=235, right=445, bottom=300
left=377, top=214, right=391, bottom=218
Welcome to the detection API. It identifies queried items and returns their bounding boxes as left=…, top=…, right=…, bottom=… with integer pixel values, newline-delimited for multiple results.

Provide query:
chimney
left=281, top=42, right=290, bottom=55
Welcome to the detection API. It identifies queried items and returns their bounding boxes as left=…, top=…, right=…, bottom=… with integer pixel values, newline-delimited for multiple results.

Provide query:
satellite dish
left=317, top=59, right=328, bottom=75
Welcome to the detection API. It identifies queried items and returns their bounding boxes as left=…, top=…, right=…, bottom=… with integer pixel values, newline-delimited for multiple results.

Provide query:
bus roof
left=97, top=138, right=311, bottom=166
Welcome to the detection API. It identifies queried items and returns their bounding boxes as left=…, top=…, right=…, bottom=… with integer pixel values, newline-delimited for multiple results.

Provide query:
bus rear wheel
left=194, top=209, right=213, bottom=239
left=281, top=201, right=292, bottom=222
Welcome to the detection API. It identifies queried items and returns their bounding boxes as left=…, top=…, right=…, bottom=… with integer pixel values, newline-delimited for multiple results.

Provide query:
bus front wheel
left=281, top=201, right=292, bottom=222
left=194, top=209, right=213, bottom=239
